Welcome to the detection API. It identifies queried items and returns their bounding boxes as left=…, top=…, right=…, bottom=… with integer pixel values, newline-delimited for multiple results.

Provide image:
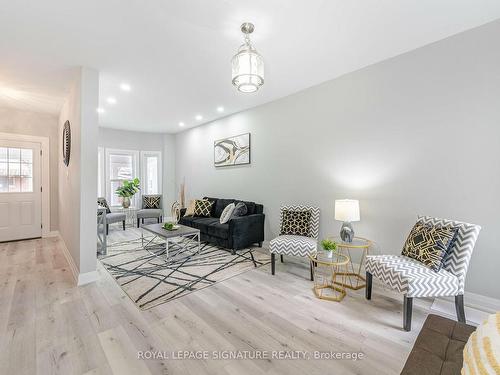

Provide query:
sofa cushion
left=213, top=198, right=235, bottom=218
left=401, top=314, right=476, bottom=375
left=179, top=215, right=195, bottom=226
left=194, top=199, right=213, bottom=217
left=207, top=222, right=229, bottom=239
left=189, top=217, right=219, bottom=233
left=220, top=203, right=235, bottom=224
left=202, top=197, right=218, bottom=216
left=231, top=202, right=248, bottom=219
left=238, top=200, right=256, bottom=215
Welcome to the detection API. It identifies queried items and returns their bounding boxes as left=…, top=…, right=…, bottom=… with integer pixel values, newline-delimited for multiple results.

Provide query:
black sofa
left=179, top=197, right=265, bottom=254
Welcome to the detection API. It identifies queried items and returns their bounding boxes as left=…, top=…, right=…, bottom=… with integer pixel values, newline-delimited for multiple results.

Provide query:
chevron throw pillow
left=402, top=223, right=457, bottom=272
left=194, top=199, right=213, bottom=217
left=280, top=209, right=312, bottom=236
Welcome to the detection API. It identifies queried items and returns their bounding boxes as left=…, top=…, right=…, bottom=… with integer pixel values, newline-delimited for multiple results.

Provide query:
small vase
left=322, top=250, right=334, bottom=259
left=122, top=197, right=131, bottom=208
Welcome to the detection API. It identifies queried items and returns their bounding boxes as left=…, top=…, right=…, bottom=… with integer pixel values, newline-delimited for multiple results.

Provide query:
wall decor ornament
left=171, top=201, right=181, bottom=224
left=62, top=120, right=71, bottom=166
left=214, top=133, right=251, bottom=167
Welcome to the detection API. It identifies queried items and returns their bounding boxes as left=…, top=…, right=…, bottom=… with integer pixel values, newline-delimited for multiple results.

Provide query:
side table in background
left=328, top=236, right=372, bottom=290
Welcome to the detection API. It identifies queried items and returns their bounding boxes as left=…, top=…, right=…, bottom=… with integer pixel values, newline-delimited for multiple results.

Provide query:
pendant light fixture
left=231, top=22, right=264, bottom=93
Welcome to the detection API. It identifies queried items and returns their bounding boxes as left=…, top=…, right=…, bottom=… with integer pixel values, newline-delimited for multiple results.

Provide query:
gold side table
left=329, top=236, right=372, bottom=290
left=309, top=252, right=350, bottom=302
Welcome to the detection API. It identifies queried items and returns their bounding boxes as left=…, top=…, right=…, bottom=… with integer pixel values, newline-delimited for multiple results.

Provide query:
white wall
left=58, top=67, right=99, bottom=284
left=98, top=127, right=164, bottom=151
left=163, top=134, right=176, bottom=215
left=175, top=20, right=500, bottom=299
left=0, top=107, right=59, bottom=231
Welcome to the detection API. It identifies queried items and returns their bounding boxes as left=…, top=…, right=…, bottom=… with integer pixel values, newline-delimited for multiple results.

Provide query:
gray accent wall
left=175, top=20, right=500, bottom=299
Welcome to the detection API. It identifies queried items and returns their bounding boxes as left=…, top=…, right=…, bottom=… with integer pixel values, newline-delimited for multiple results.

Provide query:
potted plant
left=320, top=238, right=338, bottom=259
left=115, top=178, right=140, bottom=208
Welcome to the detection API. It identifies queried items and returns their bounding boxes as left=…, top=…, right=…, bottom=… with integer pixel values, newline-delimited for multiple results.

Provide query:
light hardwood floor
left=0, top=228, right=434, bottom=375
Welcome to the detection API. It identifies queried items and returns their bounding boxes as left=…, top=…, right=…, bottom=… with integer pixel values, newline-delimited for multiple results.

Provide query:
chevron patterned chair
left=365, top=216, right=481, bottom=331
left=270, top=205, right=320, bottom=280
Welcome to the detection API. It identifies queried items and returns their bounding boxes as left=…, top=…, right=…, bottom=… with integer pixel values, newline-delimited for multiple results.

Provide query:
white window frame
left=105, top=148, right=139, bottom=207
left=140, top=151, right=162, bottom=196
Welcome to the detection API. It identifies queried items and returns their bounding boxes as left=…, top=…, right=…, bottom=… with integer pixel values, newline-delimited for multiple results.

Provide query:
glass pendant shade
left=231, top=24, right=264, bottom=93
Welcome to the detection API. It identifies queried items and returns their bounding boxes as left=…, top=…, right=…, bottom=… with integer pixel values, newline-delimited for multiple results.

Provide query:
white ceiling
left=1, top=0, right=499, bottom=133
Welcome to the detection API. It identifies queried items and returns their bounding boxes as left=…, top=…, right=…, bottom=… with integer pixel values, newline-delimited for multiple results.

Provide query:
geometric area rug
left=99, top=235, right=271, bottom=310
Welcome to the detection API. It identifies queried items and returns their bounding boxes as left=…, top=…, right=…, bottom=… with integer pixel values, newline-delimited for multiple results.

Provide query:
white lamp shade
left=231, top=44, right=264, bottom=93
left=335, top=199, right=360, bottom=222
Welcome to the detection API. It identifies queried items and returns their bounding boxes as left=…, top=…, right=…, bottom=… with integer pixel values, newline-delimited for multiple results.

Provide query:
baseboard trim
left=43, top=230, right=60, bottom=238
left=58, top=234, right=99, bottom=286
left=431, top=292, right=500, bottom=325
left=58, top=235, right=79, bottom=284
left=77, top=271, right=99, bottom=286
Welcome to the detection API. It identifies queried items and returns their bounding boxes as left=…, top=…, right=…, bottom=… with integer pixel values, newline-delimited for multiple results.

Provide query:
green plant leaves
left=321, top=239, right=337, bottom=251
left=115, top=178, right=140, bottom=198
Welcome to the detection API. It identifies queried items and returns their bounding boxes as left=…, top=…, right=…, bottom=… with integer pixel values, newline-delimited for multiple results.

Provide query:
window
left=105, top=149, right=139, bottom=206
left=0, top=147, right=33, bottom=193
left=141, top=151, right=162, bottom=195
left=99, top=148, right=162, bottom=207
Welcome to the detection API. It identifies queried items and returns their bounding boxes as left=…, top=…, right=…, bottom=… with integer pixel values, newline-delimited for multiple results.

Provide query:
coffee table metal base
left=141, top=232, right=200, bottom=260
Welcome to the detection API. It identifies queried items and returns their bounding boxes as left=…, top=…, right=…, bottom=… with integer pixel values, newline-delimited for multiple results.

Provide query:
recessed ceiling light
left=217, top=106, right=224, bottom=113
left=107, top=97, right=117, bottom=104
left=96, top=107, right=105, bottom=114
left=179, top=122, right=185, bottom=127
left=120, top=83, right=131, bottom=92
left=195, top=115, right=203, bottom=121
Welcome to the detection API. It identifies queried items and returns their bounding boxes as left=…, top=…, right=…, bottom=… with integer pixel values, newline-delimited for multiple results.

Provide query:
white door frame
left=0, top=132, right=50, bottom=237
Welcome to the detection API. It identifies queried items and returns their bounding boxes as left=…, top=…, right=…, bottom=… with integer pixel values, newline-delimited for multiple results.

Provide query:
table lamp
left=335, top=199, right=360, bottom=242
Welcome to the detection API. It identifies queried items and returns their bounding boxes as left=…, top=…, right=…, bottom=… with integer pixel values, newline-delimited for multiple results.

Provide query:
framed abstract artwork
left=214, top=133, right=251, bottom=167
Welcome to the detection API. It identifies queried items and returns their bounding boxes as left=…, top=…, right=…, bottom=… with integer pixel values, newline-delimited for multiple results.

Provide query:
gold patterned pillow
left=194, top=199, right=213, bottom=217
left=143, top=195, right=161, bottom=209
left=402, top=223, right=457, bottom=271
left=462, top=312, right=500, bottom=375
left=280, top=210, right=312, bottom=236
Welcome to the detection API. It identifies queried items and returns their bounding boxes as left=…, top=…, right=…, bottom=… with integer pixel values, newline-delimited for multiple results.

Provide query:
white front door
left=0, top=140, right=42, bottom=242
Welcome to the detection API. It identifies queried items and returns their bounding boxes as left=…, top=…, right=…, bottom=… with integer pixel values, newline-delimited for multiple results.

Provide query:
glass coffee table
left=309, top=251, right=350, bottom=302
left=141, top=223, right=200, bottom=260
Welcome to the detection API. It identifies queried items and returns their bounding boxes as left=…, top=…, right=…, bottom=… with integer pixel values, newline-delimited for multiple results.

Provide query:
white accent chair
left=269, top=205, right=320, bottom=280
left=365, top=216, right=481, bottom=331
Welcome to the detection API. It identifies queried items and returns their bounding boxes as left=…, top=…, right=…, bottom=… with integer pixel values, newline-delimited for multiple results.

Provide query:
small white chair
left=270, top=205, right=320, bottom=280
left=365, top=216, right=481, bottom=331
